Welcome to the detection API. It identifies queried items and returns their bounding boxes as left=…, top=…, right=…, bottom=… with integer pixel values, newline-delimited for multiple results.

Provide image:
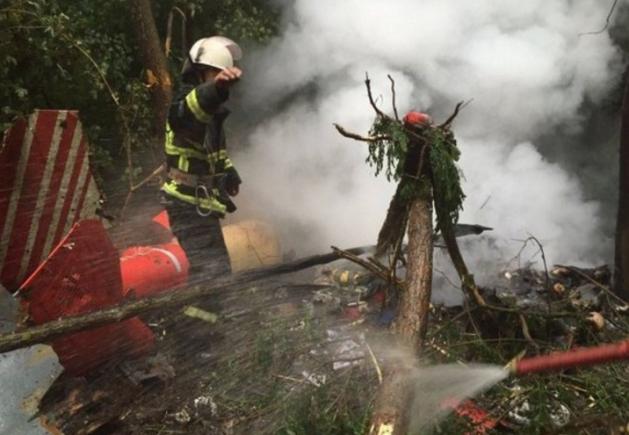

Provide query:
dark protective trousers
left=164, top=198, right=231, bottom=282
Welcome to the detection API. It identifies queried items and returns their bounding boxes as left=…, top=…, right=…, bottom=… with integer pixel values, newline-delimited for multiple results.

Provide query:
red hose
left=514, top=339, right=629, bottom=376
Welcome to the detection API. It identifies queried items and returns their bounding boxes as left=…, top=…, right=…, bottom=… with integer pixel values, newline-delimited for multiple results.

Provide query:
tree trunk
left=395, top=195, right=434, bottom=350
left=614, top=69, right=629, bottom=301
left=129, top=0, right=172, bottom=141
left=369, top=193, right=434, bottom=435
left=369, top=127, right=434, bottom=434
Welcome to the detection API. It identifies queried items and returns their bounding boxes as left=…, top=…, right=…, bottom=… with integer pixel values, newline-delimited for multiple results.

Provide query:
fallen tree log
left=0, top=246, right=372, bottom=354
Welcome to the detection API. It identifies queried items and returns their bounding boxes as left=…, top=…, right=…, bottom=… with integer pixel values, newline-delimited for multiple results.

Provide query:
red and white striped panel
left=0, top=110, right=101, bottom=290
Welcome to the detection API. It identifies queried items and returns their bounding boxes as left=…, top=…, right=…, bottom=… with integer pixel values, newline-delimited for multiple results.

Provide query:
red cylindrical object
left=19, top=220, right=155, bottom=375
left=120, top=242, right=189, bottom=299
left=515, top=340, right=629, bottom=376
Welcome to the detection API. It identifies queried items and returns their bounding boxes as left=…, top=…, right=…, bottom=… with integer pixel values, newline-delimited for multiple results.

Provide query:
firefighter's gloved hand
left=224, top=167, right=241, bottom=197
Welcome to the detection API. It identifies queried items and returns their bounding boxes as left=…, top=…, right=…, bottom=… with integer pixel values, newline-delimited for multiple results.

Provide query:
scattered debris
left=586, top=311, right=606, bottom=330
left=173, top=408, right=191, bottom=424
left=301, top=371, right=327, bottom=387
left=193, top=395, right=218, bottom=416
left=119, top=353, right=175, bottom=385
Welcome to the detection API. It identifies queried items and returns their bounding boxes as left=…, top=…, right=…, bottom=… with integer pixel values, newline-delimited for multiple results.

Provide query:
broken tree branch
left=333, top=124, right=390, bottom=143
left=0, top=246, right=374, bottom=354
left=331, top=246, right=404, bottom=289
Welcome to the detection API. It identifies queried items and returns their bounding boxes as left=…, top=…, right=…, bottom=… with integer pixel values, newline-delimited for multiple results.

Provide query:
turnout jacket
left=161, top=79, right=241, bottom=216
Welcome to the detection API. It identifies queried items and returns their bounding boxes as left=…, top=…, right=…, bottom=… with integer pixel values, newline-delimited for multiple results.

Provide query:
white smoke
left=233, top=0, right=622, bottom=270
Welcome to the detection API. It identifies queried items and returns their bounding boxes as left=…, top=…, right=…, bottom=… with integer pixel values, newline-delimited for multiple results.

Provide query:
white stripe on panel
left=0, top=113, right=39, bottom=268
left=17, top=112, right=66, bottom=281
left=63, top=151, right=89, bottom=235
left=40, top=122, right=83, bottom=259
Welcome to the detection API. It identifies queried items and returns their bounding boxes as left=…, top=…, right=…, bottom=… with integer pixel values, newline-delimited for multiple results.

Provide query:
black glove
left=224, top=167, right=242, bottom=196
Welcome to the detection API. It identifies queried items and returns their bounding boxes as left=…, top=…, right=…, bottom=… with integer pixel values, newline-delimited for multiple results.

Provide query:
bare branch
left=365, top=72, right=386, bottom=118
left=438, top=100, right=466, bottom=129
left=387, top=74, right=400, bottom=121
left=334, top=123, right=389, bottom=143
left=579, top=0, right=619, bottom=36
left=165, top=6, right=187, bottom=57
left=526, top=234, right=550, bottom=292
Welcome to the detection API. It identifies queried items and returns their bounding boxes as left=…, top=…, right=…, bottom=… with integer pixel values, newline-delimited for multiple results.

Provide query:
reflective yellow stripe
left=164, top=122, right=234, bottom=174
left=185, top=89, right=213, bottom=123
left=178, top=155, right=189, bottom=172
left=161, top=181, right=227, bottom=214
left=166, top=144, right=208, bottom=161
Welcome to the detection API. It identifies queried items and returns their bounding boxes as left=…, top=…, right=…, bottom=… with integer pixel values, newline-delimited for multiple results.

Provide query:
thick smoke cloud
left=233, top=0, right=622, bottom=270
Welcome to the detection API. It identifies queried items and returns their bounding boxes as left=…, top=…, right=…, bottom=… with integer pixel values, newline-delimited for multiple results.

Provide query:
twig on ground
left=519, top=314, right=540, bottom=351
left=554, top=264, right=629, bottom=307
left=365, top=341, right=383, bottom=384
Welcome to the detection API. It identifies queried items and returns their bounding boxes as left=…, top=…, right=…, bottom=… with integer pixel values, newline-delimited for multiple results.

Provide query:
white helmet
left=188, top=36, right=242, bottom=70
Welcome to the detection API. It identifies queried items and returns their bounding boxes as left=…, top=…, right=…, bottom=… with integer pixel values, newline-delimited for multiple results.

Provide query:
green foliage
left=366, top=114, right=466, bottom=228
left=0, top=0, right=148, bottom=175
left=367, top=116, right=410, bottom=182
left=278, top=373, right=372, bottom=435
left=426, top=127, right=466, bottom=230
left=1, top=0, right=280, bottom=195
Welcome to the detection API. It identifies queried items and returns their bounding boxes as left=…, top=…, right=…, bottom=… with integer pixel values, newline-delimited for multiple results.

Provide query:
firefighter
left=161, top=36, right=243, bottom=280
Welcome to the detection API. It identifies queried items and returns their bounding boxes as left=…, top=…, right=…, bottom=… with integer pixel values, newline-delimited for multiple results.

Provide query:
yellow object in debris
left=373, top=423, right=394, bottom=435
left=339, top=270, right=351, bottom=285
left=223, top=220, right=281, bottom=272
left=183, top=306, right=218, bottom=323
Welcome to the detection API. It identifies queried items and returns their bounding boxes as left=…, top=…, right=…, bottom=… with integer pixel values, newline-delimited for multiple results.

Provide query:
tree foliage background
left=0, top=0, right=279, bottom=191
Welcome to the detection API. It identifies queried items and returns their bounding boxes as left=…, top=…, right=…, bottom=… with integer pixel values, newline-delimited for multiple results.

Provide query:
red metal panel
left=73, top=172, right=92, bottom=225
left=0, top=110, right=101, bottom=291
left=19, top=220, right=155, bottom=375
left=24, top=113, right=78, bottom=275
left=1, top=111, right=57, bottom=288
left=0, top=118, right=27, bottom=227
left=50, top=135, right=87, bottom=248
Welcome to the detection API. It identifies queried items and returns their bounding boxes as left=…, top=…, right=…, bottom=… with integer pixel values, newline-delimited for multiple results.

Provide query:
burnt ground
left=36, top=252, right=629, bottom=435
left=37, top=267, right=384, bottom=435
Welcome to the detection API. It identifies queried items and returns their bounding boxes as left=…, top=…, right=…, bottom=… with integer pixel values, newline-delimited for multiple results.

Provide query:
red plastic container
left=120, top=242, right=189, bottom=298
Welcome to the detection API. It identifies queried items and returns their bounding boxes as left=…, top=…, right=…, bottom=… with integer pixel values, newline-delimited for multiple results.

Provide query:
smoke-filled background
left=229, top=0, right=624, bottom=276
